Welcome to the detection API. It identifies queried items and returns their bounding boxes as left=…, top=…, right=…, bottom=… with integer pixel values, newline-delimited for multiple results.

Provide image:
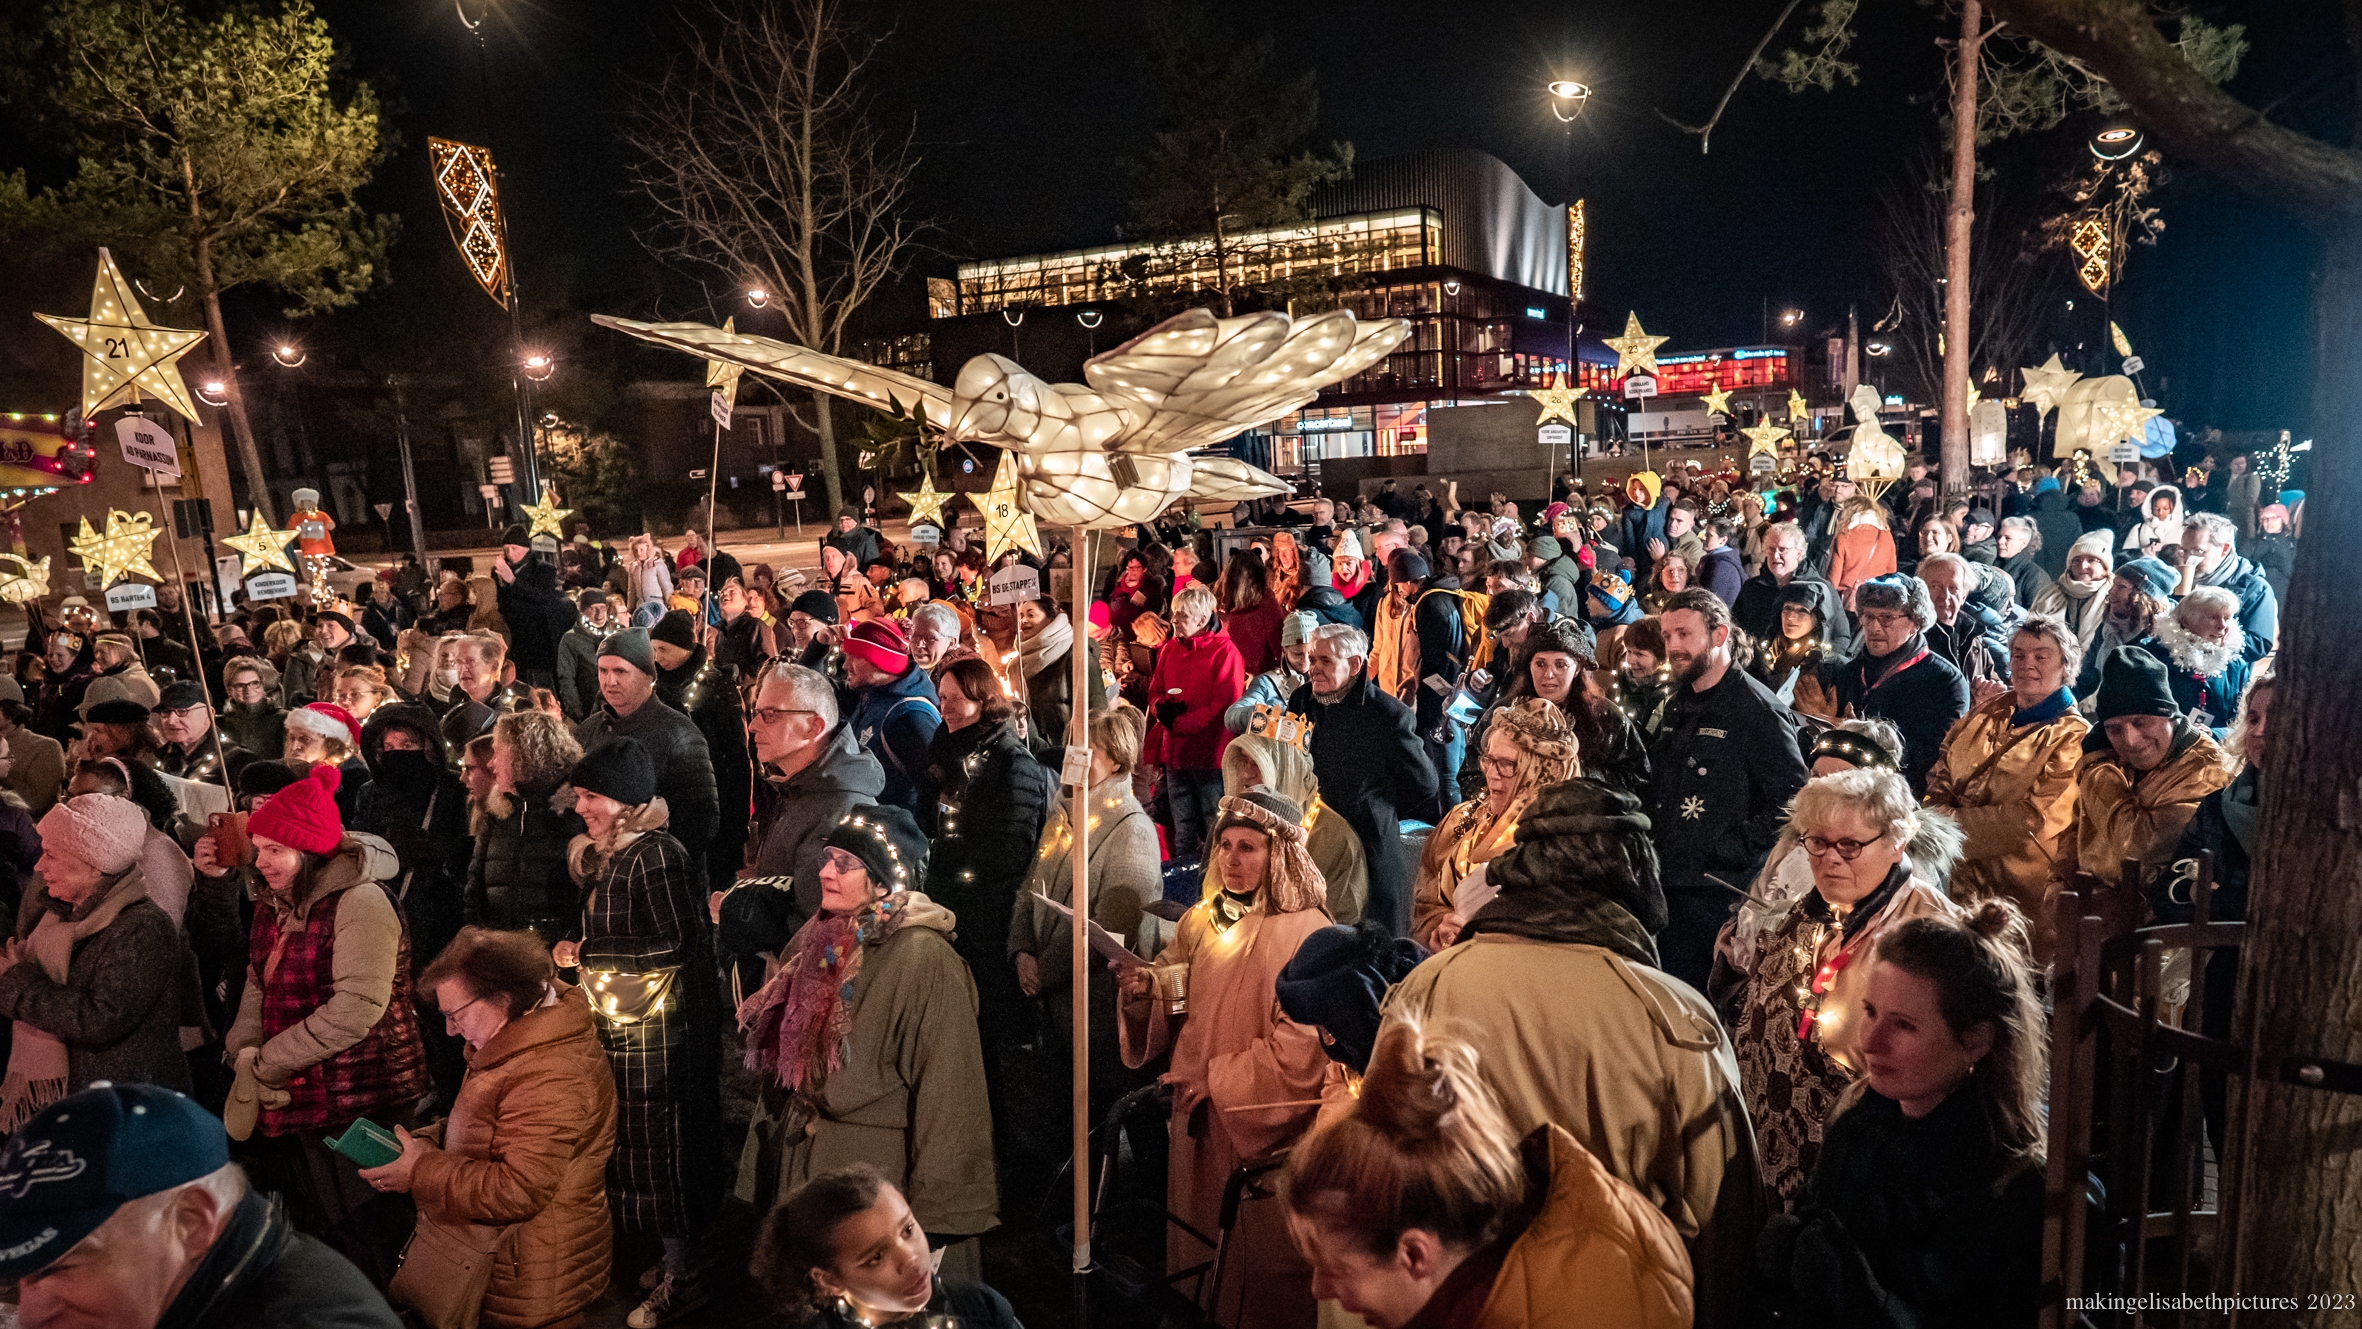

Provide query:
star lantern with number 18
left=973, top=451, right=1042, bottom=562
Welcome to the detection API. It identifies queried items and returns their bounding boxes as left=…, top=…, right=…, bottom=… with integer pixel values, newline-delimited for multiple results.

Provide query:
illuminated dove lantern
left=592, top=307, right=1411, bottom=528
left=1842, top=385, right=1907, bottom=500
left=2049, top=375, right=2153, bottom=460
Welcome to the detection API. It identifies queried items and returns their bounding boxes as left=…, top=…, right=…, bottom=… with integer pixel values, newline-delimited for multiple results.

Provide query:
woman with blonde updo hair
left=1411, top=698, right=1577, bottom=950
left=1283, top=1019, right=1692, bottom=1329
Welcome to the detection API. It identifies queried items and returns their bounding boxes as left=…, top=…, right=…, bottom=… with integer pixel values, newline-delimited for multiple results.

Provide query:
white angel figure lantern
left=1844, top=384, right=1908, bottom=501
left=590, top=307, right=1410, bottom=529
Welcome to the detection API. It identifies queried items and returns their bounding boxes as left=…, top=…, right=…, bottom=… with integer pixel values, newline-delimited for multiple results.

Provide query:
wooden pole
left=1070, top=523, right=1094, bottom=1326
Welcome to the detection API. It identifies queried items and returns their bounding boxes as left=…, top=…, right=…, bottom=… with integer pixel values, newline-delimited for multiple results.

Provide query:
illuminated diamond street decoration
left=430, top=137, right=510, bottom=306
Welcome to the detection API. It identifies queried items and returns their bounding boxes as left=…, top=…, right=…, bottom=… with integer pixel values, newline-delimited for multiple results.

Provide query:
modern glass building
left=885, top=149, right=1605, bottom=478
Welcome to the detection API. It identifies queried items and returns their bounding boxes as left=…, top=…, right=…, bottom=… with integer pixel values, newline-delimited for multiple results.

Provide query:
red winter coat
left=1222, top=596, right=1287, bottom=678
left=1143, top=628, right=1245, bottom=772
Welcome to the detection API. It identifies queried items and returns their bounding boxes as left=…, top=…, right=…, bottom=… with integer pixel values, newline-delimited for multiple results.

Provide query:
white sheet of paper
left=1031, top=891, right=1149, bottom=969
left=1449, top=863, right=1498, bottom=925
left=161, top=771, right=231, bottom=820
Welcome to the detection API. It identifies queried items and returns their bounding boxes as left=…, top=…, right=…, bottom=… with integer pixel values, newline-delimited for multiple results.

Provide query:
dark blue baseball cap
left=0, top=1082, right=229, bottom=1279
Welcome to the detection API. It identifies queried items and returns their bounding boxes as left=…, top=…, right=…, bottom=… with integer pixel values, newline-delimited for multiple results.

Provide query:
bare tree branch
left=1660, top=0, right=1804, bottom=154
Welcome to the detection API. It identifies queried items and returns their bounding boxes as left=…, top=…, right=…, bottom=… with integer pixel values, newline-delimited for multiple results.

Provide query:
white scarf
left=2039, top=574, right=2112, bottom=649
left=1019, top=613, right=1073, bottom=683
left=0, top=868, right=148, bottom=1131
left=2155, top=611, right=2244, bottom=679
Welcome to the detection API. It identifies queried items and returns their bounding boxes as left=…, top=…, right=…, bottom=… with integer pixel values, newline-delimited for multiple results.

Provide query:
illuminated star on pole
left=68, top=509, right=163, bottom=587
left=705, top=316, right=745, bottom=406
left=35, top=248, right=210, bottom=425
left=1701, top=385, right=1732, bottom=418
left=2091, top=394, right=2164, bottom=448
left=973, top=451, right=1041, bottom=562
left=520, top=485, right=574, bottom=540
left=1739, top=420, right=1792, bottom=460
left=1525, top=372, right=1584, bottom=428
left=1786, top=388, right=1811, bottom=425
left=2018, top=354, right=2083, bottom=417
left=222, top=512, right=298, bottom=576
left=897, top=471, right=954, bottom=528
left=1604, top=312, right=1669, bottom=378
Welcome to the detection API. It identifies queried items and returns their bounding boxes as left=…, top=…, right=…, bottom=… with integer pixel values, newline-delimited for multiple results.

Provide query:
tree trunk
left=813, top=392, right=844, bottom=515
left=199, top=287, right=277, bottom=526
left=1939, top=0, right=1979, bottom=497
left=2228, top=226, right=2362, bottom=1319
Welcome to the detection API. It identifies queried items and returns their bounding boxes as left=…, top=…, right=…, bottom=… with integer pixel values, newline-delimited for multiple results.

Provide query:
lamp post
left=1548, top=77, right=1591, bottom=484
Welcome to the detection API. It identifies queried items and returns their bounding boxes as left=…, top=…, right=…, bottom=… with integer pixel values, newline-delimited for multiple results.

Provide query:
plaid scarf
left=740, top=893, right=916, bottom=1092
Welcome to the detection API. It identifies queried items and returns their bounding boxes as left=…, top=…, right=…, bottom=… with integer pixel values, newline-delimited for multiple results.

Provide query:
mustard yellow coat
left=1923, top=695, right=2090, bottom=961
left=1465, top=1124, right=1695, bottom=1329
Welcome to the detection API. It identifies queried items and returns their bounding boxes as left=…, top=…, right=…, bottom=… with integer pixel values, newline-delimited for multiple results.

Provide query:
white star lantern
left=36, top=249, right=210, bottom=424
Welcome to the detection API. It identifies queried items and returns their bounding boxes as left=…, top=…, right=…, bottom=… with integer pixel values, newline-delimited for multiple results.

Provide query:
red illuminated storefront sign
left=1579, top=347, right=1794, bottom=395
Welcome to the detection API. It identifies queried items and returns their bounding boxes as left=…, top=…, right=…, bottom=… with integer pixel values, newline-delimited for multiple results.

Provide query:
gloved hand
left=1154, top=699, right=1186, bottom=725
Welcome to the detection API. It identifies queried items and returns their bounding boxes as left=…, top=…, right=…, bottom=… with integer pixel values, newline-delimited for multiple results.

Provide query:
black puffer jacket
left=922, top=717, right=1052, bottom=980
left=655, top=645, right=750, bottom=889
left=353, top=704, right=472, bottom=970
left=466, top=777, right=585, bottom=943
left=574, top=694, right=718, bottom=873
left=1288, top=671, right=1438, bottom=936
left=494, top=554, right=579, bottom=682
left=156, top=1189, right=402, bottom=1329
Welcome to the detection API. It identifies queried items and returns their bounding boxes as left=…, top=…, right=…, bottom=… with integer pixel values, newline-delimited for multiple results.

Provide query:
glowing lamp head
left=745, top=287, right=769, bottom=308
left=1548, top=80, right=1590, bottom=100
left=2091, top=126, right=2144, bottom=161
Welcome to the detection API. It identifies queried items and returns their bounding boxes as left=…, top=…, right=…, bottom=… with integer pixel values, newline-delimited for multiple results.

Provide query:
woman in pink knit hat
left=216, top=761, right=427, bottom=1286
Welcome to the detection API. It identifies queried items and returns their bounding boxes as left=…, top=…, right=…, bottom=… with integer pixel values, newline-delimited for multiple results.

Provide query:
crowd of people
left=0, top=447, right=2296, bottom=1329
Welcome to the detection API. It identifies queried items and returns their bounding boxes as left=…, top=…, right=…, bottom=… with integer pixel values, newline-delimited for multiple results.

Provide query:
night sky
left=0, top=0, right=2343, bottom=433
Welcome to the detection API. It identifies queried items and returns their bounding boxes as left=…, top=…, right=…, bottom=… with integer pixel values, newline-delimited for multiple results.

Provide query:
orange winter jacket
left=409, top=983, right=618, bottom=1329
left=1462, top=1124, right=1695, bottom=1329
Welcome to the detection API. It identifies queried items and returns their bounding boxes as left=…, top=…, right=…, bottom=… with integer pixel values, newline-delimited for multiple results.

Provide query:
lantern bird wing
left=1082, top=308, right=1413, bottom=455
left=588, top=316, right=954, bottom=428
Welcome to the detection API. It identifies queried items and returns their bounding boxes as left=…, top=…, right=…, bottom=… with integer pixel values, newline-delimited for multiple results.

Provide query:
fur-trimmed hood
left=565, top=796, right=671, bottom=883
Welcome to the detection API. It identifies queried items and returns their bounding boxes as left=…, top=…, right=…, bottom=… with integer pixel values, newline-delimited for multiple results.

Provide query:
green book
left=325, top=1118, right=402, bottom=1169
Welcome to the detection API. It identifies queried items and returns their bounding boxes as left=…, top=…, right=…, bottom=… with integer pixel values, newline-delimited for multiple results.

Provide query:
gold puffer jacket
left=1924, top=694, right=2090, bottom=961
left=2055, top=726, right=2233, bottom=937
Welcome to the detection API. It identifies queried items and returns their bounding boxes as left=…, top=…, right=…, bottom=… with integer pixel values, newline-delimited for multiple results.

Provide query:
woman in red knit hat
left=218, top=760, right=428, bottom=1286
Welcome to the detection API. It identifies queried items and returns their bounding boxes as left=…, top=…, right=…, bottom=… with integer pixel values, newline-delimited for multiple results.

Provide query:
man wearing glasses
left=151, top=680, right=255, bottom=789
left=716, top=663, right=885, bottom=998
left=1644, top=587, right=1810, bottom=991
left=1825, top=574, right=1970, bottom=796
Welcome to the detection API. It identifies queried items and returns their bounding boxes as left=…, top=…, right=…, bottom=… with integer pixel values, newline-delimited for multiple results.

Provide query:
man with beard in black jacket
left=575, top=629, right=719, bottom=882
left=1286, top=622, right=1436, bottom=936
left=353, top=701, right=472, bottom=1099
left=1645, top=588, right=1809, bottom=990
left=647, top=609, right=750, bottom=891
left=491, top=528, right=579, bottom=691
left=717, top=662, right=886, bottom=1000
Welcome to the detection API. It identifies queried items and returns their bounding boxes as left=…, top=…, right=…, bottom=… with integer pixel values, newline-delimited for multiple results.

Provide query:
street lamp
left=1780, top=308, right=1804, bottom=327
left=1547, top=79, right=1592, bottom=122
left=522, top=352, right=555, bottom=382
left=196, top=380, right=230, bottom=408
left=2090, top=125, right=2144, bottom=161
left=745, top=286, right=769, bottom=309
left=1866, top=340, right=1893, bottom=357
left=270, top=343, right=306, bottom=369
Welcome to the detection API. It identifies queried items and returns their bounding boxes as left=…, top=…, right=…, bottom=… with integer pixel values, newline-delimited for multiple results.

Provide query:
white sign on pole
left=909, top=523, right=943, bottom=545
left=987, top=564, right=1041, bottom=606
left=2107, top=440, right=2140, bottom=464
left=104, top=582, right=158, bottom=612
left=373, top=502, right=394, bottom=524
left=115, top=416, right=181, bottom=477
left=2121, top=355, right=2146, bottom=376
left=709, top=389, right=733, bottom=429
left=785, top=473, right=804, bottom=491
left=1623, top=375, right=1658, bottom=400
left=1537, top=424, right=1572, bottom=450
left=245, top=572, right=298, bottom=602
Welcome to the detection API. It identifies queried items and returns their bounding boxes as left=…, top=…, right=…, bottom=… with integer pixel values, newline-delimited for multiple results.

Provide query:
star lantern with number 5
left=223, top=512, right=298, bottom=576
left=35, top=248, right=210, bottom=424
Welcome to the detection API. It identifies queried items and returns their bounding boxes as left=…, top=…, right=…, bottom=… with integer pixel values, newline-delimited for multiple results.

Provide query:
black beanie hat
left=500, top=524, right=529, bottom=548
left=788, top=589, right=839, bottom=623
left=1275, top=921, right=1429, bottom=1073
left=598, top=628, right=656, bottom=676
left=571, top=736, right=657, bottom=807
left=2093, top=645, right=2179, bottom=723
left=237, top=759, right=304, bottom=801
left=824, top=803, right=928, bottom=895
left=649, top=609, right=699, bottom=651
left=1386, top=547, right=1430, bottom=584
